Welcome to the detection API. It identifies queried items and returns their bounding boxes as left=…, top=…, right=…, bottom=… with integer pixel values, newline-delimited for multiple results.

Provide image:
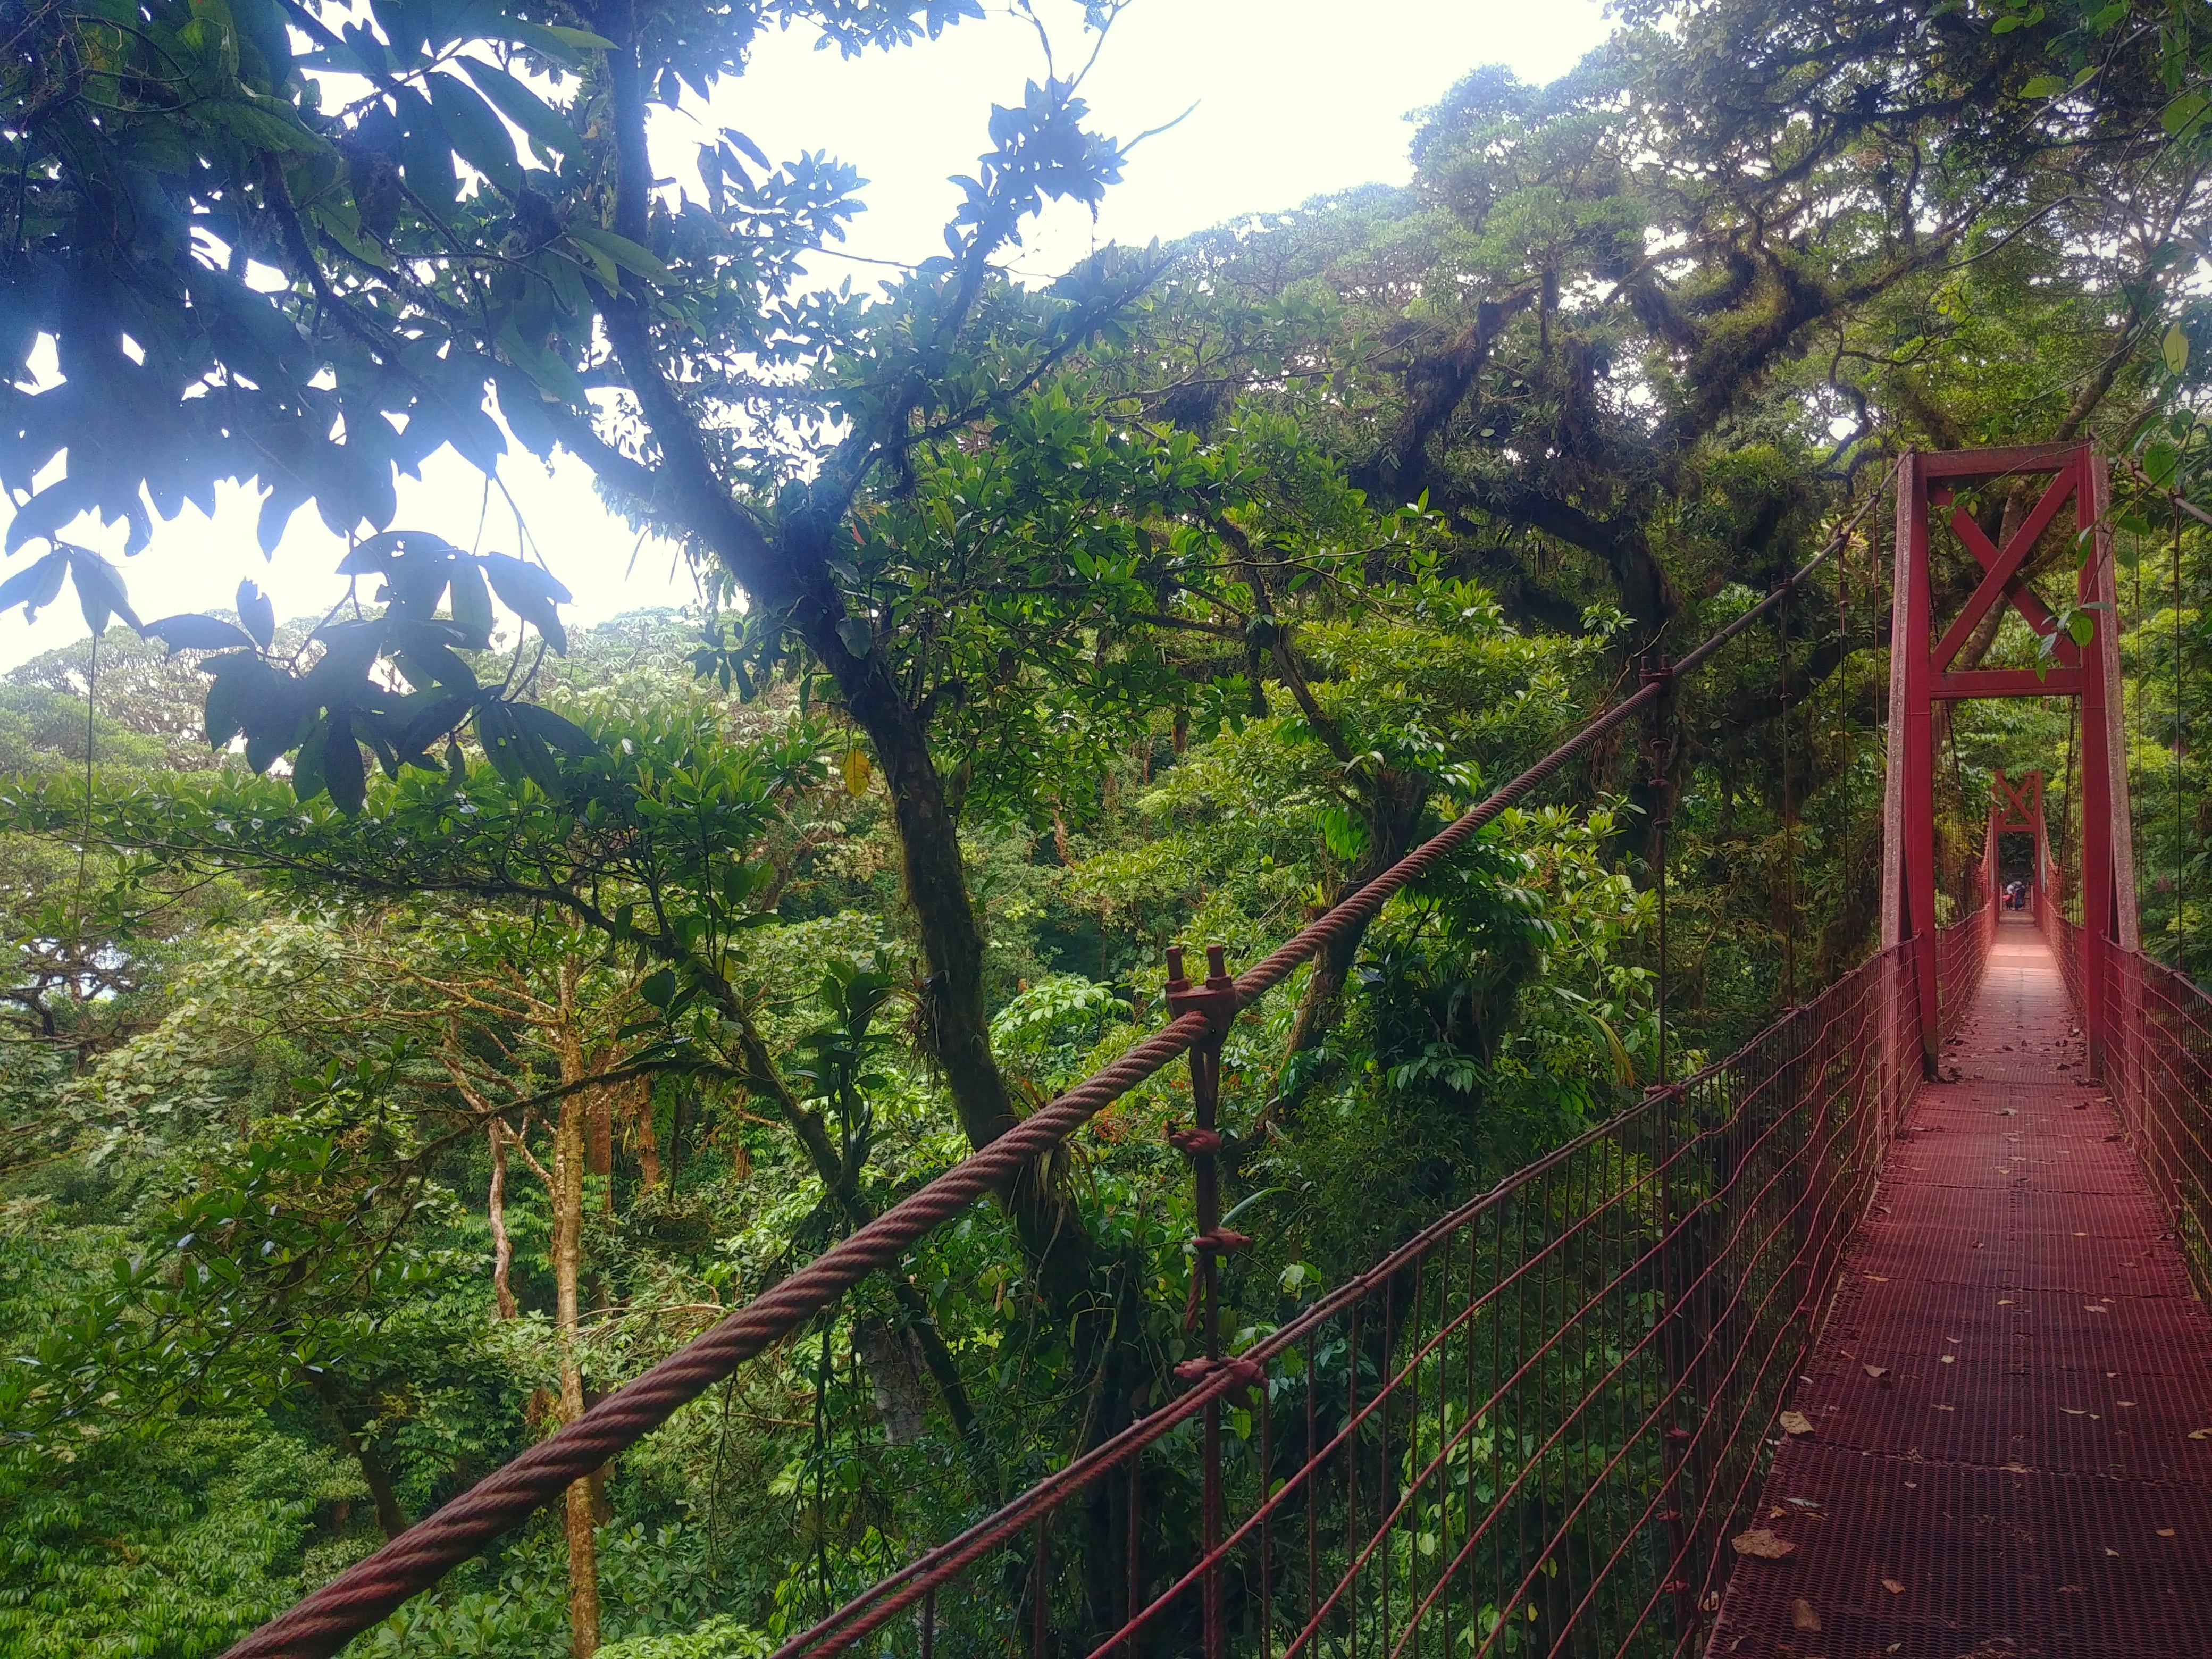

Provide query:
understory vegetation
left=1, top=0, right=2208, bottom=1654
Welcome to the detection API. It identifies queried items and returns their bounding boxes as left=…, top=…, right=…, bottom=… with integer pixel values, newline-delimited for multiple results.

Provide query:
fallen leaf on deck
left=1779, top=1411, right=1815, bottom=1436
left=2064, top=1407, right=2088, bottom=1416
left=2158, top=1528, right=2176, bottom=1537
left=1941, top=1355, right=1956, bottom=1364
left=1933, top=1403, right=1956, bottom=1411
left=1865, top=1273, right=1890, bottom=1281
left=1731, top=1529, right=1795, bottom=1560
left=2188, top=1428, right=2212, bottom=1440
left=1791, top=1598, right=1821, bottom=1632
left=2119, top=1401, right=2136, bottom=1408
left=1882, top=1579, right=1905, bottom=1595
left=1863, top=1363, right=1889, bottom=1379
left=1999, top=1298, right=2016, bottom=1305
left=2106, top=1548, right=2121, bottom=1558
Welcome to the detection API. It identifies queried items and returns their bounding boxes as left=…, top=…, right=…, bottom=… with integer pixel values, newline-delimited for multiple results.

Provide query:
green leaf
left=290, top=716, right=330, bottom=803
left=0, top=551, right=69, bottom=618
left=836, top=617, right=873, bottom=658
left=426, top=71, right=523, bottom=195
left=2021, top=74, right=2066, bottom=98
left=496, top=319, right=590, bottom=409
left=237, top=580, right=276, bottom=650
left=143, top=614, right=257, bottom=654
left=481, top=552, right=571, bottom=652
left=323, top=712, right=368, bottom=812
left=391, top=691, right=475, bottom=757
left=509, top=702, right=598, bottom=756
left=2162, top=90, right=2209, bottom=137
left=448, top=558, right=494, bottom=648
left=2068, top=610, right=2096, bottom=648
left=2164, top=322, right=2191, bottom=378
left=566, top=225, right=671, bottom=285
left=459, top=59, right=580, bottom=157
left=67, top=549, right=139, bottom=634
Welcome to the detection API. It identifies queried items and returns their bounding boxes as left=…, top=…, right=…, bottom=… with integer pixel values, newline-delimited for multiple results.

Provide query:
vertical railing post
left=1167, top=944, right=1244, bottom=1659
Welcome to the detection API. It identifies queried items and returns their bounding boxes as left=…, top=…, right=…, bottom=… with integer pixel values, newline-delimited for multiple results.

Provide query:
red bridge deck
left=1710, top=916, right=2212, bottom=1658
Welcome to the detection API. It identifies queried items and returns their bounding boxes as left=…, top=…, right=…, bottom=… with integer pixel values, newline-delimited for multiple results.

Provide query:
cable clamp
left=1165, top=943, right=1239, bottom=1037
left=1172, top=1355, right=1267, bottom=1392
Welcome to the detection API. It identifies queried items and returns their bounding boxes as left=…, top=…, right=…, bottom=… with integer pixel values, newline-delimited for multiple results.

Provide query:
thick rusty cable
left=221, top=475, right=1893, bottom=1659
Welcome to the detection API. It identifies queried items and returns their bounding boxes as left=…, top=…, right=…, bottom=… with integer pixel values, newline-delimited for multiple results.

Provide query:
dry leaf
left=1933, top=1403, right=1956, bottom=1411
left=1882, top=1578, right=1905, bottom=1596
left=2105, top=1547, right=2122, bottom=1559
left=1791, top=1598, right=1821, bottom=1633
left=1863, top=1363, right=1889, bottom=1379
left=1904, top=1480, right=1918, bottom=1489
left=2063, top=1407, right=2088, bottom=1416
left=2158, top=1528, right=2176, bottom=1538
left=1941, top=1354, right=1957, bottom=1364
left=2189, top=1428, right=2212, bottom=1440
left=1998, top=1298, right=2016, bottom=1305
left=1865, top=1273, right=1890, bottom=1282
left=2119, top=1401, right=2137, bottom=1408
left=1731, top=1528, right=1795, bottom=1560
left=1779, top=1410, right=1815, bottom=1436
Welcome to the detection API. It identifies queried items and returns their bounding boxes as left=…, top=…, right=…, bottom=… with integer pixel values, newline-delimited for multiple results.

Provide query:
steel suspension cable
left=222, top=469, right=1898, bottom=1659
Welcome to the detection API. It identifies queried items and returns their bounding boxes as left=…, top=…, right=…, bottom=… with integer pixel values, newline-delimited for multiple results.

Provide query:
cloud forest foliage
left=0, top=1, right=2208, bottom=1655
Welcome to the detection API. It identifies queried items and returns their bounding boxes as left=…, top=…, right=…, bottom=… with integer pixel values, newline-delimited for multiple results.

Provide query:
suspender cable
left=2175, top=503, right=2186, bottom=978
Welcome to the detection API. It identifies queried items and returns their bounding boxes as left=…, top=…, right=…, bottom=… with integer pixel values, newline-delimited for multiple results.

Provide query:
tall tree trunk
left=554, top=967, right=602, bottom=1659
left=626, top=1077, right=662, bottom=1189
left=309, top=1373, right=409, bottom=1541
left=488, top=1121, right=520, bottom=1320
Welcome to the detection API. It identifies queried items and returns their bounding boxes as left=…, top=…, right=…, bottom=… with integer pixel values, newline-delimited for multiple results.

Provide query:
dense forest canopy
left=2, top=1, right=2209, bottom=1654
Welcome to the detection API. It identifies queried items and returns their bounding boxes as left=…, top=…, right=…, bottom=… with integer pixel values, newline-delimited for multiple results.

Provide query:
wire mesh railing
left=772, top=945, right=1923, bottom=1659
left=2066, top=923, right=2212, bottom=1298
left=1936, top=893, right=1995, bottom=1046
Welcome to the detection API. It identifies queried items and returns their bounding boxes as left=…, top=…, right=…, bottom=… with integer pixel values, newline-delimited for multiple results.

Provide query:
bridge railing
left=2063, top=923, right=2212, bottom=1297
left=772, top=944, right=1922, bottom=1659
left=1936, top=892, right=1996, bottom=1045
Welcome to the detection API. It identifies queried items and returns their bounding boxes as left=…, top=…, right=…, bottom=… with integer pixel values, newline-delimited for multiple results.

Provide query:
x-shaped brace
left=1930, top=471, right=2082, bottom=674
left=1991, top=769, right=2040, bottom=832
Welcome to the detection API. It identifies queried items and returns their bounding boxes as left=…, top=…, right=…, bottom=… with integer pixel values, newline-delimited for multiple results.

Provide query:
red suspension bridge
left=224, top=445, right=2212, bottom=1659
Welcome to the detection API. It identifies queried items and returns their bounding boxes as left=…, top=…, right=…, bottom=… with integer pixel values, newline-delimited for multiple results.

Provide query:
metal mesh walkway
left=1707, top=916, right=2212, bottom=1658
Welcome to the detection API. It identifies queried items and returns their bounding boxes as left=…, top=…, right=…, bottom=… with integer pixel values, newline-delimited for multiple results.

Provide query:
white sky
left=0, top=0, right=1609, bottom=672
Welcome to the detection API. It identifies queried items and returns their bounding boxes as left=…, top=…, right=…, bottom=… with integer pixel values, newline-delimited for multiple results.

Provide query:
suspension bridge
left=221, top=444, right=2212, bottom=1659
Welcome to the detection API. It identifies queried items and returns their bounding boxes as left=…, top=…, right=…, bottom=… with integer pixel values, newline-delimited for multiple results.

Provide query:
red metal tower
left=1880, top=443, right=2138, bottom=1074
